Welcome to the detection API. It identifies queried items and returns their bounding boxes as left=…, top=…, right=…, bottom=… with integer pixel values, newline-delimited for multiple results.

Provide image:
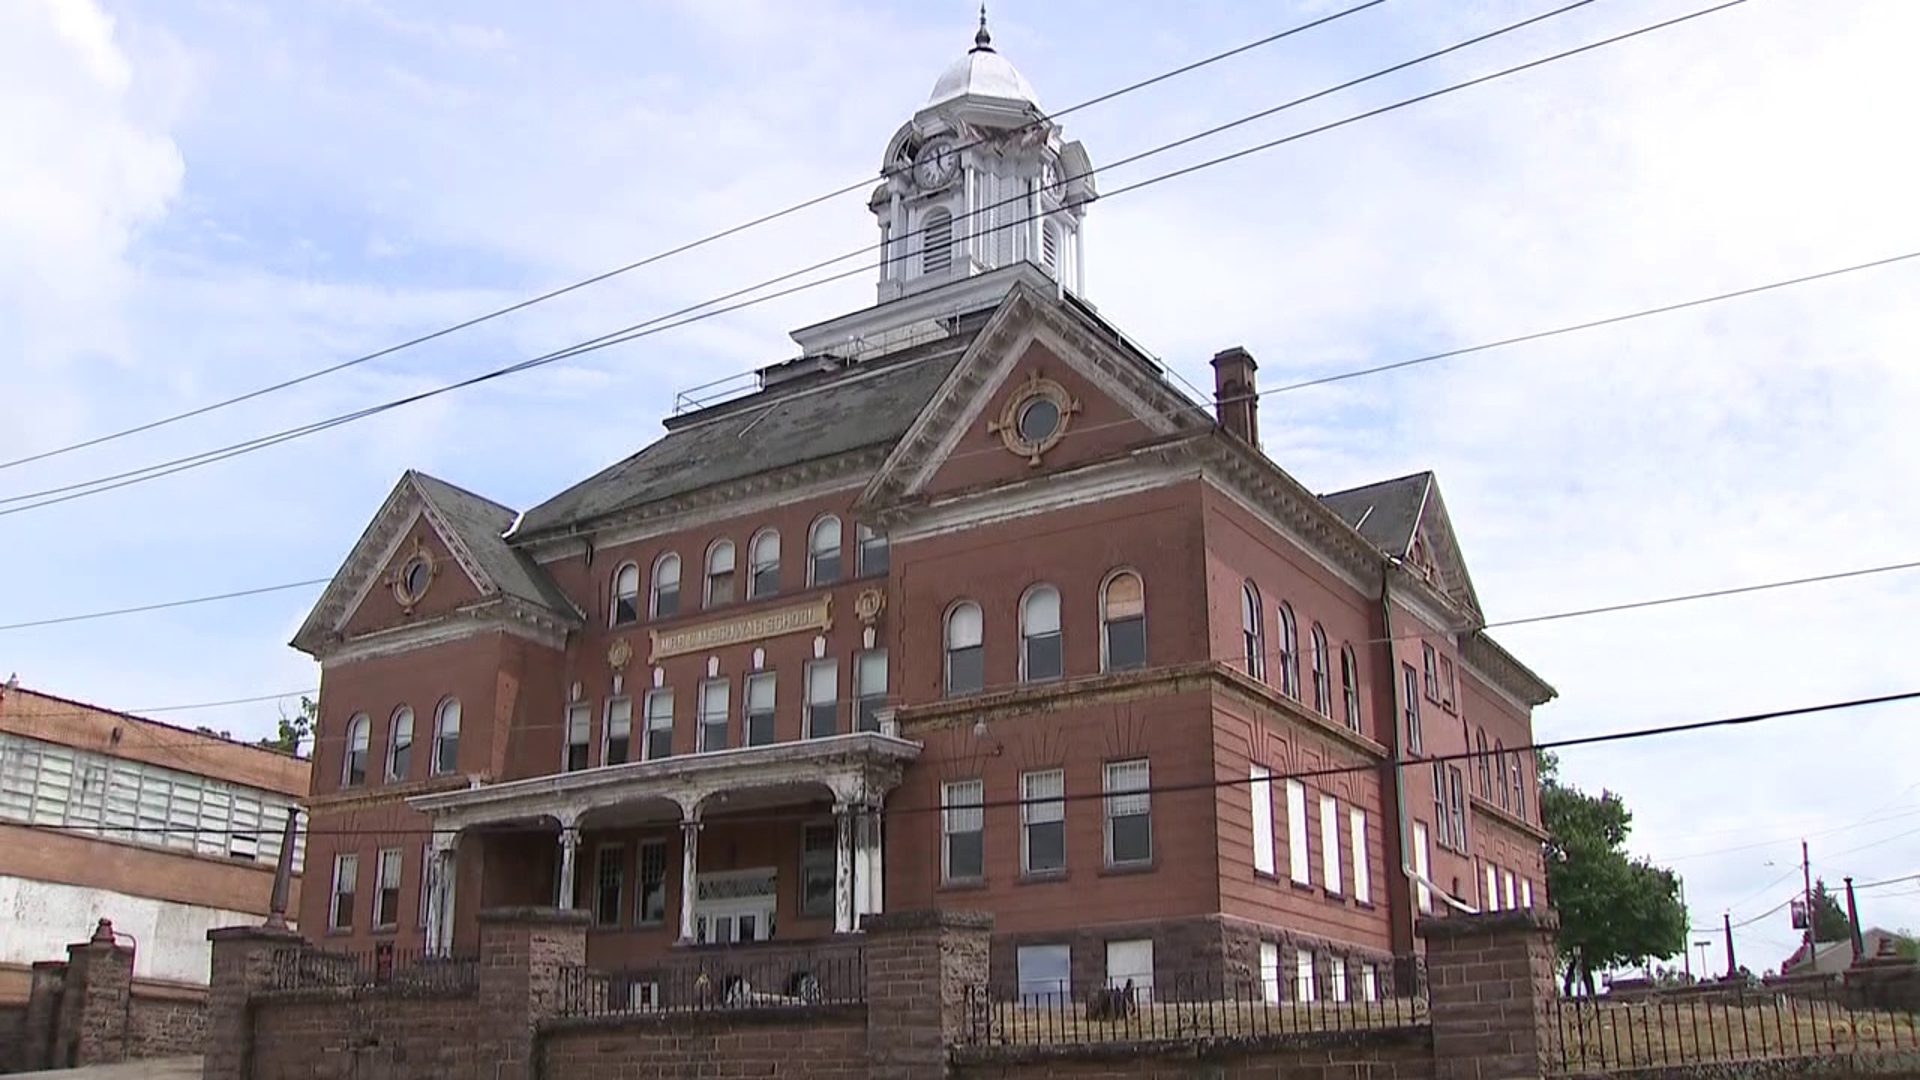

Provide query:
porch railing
left=265, top=944, right=478, bottom=995
left=962, top=958, right=1428, bottom=1047
left=557, top=945, right=865, bottom=1018
left=1546, top=986, right=1920, bottom=1073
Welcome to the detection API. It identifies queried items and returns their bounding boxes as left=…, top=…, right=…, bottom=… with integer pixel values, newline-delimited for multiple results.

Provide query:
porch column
left=677, top=817, right=702, bottom=945
left=855, top=804, right=884, bottom=923
left=833, top=802, right=857, bottom=935
left=425, top=828, right=459, bottom=955
left=556, top=824, right=581, bottom=910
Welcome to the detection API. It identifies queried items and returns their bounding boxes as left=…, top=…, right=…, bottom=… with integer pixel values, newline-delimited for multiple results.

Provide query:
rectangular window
left=1021, top=768, right=1066, bottom=875
left=418, top=842, right=433, bottom=929
left=1412, top=821, right=1432, bottom=913
left=1362, top=964, right=1380, bottom=1003
left=373, top=847, right=401, bottom=930
left=942, top=779, right=985, bottom=883
left=1105, top=939, right=1154, bottom=1003
left=1432, top=762, right=1450, bottom=850
left=1440, top=656, right=1456, bottom=709
left=1286, top=779, right=1310, bottom=886
left=1016, top=944, right=1070, bottom=1002
left=744, top=673, right=776, bottom=746
left=856, top=524, right=889, bottom=577
left=1422, top=643, right=1438, bottom=701
left=1485, top=863, right=1500, bottom=911
left=1350, top=807, right=1370, bottom=904
left=330, top=852, right=358, bottom=931
left=644, top=690, right=674, bottom=760
left=805, top=660, right=838, bottom=739
left=801, top=822, right=836, bottom=919
left=1449, top=766, right=1467, bottom=853
left=1504, top=869, right=1516, bottom=911
left=1319, top=794, right=1342, bottom=895
left=565, top=703, right=592, bottom=772
left=1258, top=942, right=1281, bottom=1005
left=1295, top=949, right=1317, bottom=1003
left=1103, top=759, right=1151, bottom=867
left=594, top=844, right=624, bottom=927
left=1402, top=665, right=1423, bottom=754
left=855, top=650, right=887, bottom=732
left=1522, top=878, right=1534, bottom=909
left=698, top=679, right=729, bottom=753
left=1332, top=959, right=1351, bottom=1004
left=635, top=839, right=667, bottom=925
left=1249, top=765, right=1275, bottom=876
left=605, top=697, right=632, bottom=766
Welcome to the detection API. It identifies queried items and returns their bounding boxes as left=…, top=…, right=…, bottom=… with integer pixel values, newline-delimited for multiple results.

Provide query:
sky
left=3, top=0, right=1917, bottom=973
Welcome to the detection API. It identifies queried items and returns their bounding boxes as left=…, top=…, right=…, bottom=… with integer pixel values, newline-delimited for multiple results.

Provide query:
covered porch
left=407, top=732, right=918, bottom=959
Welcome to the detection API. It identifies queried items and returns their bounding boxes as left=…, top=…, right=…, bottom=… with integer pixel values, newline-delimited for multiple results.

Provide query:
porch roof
left=406, top=732, right=922, bottom=829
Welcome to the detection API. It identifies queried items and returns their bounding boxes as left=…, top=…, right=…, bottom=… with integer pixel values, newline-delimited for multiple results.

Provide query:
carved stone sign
left=648, top=595, right=833, bottom=663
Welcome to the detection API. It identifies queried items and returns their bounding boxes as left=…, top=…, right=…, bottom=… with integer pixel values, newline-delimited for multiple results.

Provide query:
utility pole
left=1680, top=877, right=1691, bottom=978
left=1802, top=839, right=1815, bottom=968
left=1845, top=876, right=1865, bottom=962
left=1724, top=911, right=1737, bottom=977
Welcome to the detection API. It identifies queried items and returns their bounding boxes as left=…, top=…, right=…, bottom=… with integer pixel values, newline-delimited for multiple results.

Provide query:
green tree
left=1808, top=879, right=1853, bottom=943
left=1537, top=751, right=1688, bottom=995
left=257, top=695, right=315, bottom=757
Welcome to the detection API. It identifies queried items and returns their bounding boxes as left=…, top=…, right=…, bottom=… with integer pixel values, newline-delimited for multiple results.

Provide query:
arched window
left=705, top=539, right=736, bottom=607
left=1277, top=603, right=1300, bottom=699
left=1240, top=583, right=1265, bottom=681
left=1475, top=729, right=1491, bottom=796
left=808, top=515, right=842, bottom=586
left=922, top=208, right=954, bottom=275
left=1020, top=584, right=1063, bottom=682
left=944, top=601, right=984, bottom=697
left=1340, top=646, right=1361, bottom=732
left=386, top=706, right=414, bottom=782
left=1309, top=623, right=1331, bottom=716
left=433, top=699, right=461, bottom=776
left=1512, top=757, right=1527, bottom=818
left=651, top=553, right=681, bottom=618
left=1493, top=740, right=1509, bottom=811
left=611, top=562, right=641, bottom=626
left=1101, top=570, right=1146, bottom=671
left=342, top=714, right=370, bottom=787
left=748, top=529, right=781, bottom=598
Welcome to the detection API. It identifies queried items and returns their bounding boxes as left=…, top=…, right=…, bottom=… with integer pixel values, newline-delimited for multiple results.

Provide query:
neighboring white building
left=0, top=682, right=307, bottom=997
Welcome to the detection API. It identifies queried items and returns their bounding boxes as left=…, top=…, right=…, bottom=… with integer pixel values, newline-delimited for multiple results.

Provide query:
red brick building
left=290, top=20, right=1553, bottom=1006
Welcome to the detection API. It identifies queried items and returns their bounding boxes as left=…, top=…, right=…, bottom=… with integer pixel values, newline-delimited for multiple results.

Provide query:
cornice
left=305, top=772, right=476, bottom=814
left=313, top=599, right=570, bottom=669
left=519, top=449, right=886, bottom=564
left=1462, top=631, right=1557, bottom=708
left=1209, top=664, right=1393, bottom=763
left=1470, top=792, right=1550, bottom=843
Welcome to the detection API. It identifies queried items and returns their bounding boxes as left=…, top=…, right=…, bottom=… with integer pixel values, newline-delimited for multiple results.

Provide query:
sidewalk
left=9, top=1058, right=201, bottom=1080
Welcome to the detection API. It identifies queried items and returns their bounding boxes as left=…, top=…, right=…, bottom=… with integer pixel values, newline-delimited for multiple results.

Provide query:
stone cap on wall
left=861, top=909, right=995, bottom=934
left=207, top=924, right=306, bottom=945
left=1416, top=908, right=1559, bottom=940
left=476, top=906, right=595, bottom=926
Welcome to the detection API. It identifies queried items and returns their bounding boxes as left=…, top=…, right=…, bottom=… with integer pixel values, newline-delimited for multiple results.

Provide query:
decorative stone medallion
left=392, top=538, right=437, bottom=613
left=607, top=637, right=633, bottom=671
left=988, top=370, right=1080, bottom=466
left=855, top=587, right=887, bottom=627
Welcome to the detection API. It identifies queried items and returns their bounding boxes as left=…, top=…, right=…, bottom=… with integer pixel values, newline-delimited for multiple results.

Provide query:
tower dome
left=927, top=12, right=1039, bottom=108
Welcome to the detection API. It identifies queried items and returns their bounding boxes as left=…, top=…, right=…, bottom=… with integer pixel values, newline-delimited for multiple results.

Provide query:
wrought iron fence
left=1546, top=987, right=1920, bottom=1073
left=557, top=946, right=865, bottom=1018
left=266, top=945, right=478, bottom=995
left=963, top=957, right=1427, bottom=1047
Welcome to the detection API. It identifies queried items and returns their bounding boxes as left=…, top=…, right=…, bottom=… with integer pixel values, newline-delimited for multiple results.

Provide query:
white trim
left=888, top=455, right=1196, bottom=545
left=1202, top=474, right=1375, bottom=597
left=526, top=474, right=872, bottom=565
left=316, top=605, right=569, bottom=669
left=332, top=505, right=431, bottom=636
left=1460, top=650, right=1538, bottom=717
left=1388, top=578, right=1465, bottom=644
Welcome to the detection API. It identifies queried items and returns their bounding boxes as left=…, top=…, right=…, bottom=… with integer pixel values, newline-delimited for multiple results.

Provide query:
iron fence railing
left=266, top=945, right=478, bottom=995
left=557, top=946, right=864, bottom=1018
left=962, top=958, right=1427, bottom=1047
left=1546, top=988, right=1920, bottom=1073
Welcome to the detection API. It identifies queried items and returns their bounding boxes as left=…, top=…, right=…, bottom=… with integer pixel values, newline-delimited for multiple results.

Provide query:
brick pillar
left=863, top=909, right=993, bottom=1080
left=22, top=960, right=66, bottom=1072
left=1418, top=908, right=1560, bottom=1080
left=204, top=924, right=305, bottom=1080
left=65, top=918, right=135, bottom=1066
left=476, top=906, right=589, bottom=1080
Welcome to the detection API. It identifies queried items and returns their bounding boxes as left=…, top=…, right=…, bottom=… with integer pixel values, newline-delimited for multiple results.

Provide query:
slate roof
left=513, top=339, right=975, bottom=539
left=410, top=471, right=580, bottom=618
left=1318, top=471, right=1433, bottom=558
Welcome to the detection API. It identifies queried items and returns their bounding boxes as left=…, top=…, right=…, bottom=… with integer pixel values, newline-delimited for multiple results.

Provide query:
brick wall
left=126, top=988, right=209, bottom=1059
left=249, top=992, right=487, bottom=1079
left=952, top=1028, right=1435, bottom=1079
left=540, top=1007, right=869, bottom=1079
left=0, top=1002, right=24, bottom=1074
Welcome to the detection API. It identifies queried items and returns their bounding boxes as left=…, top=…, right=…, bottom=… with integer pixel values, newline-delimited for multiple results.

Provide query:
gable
left=858, top=283, right=1211, bottom=511
left=1403, top=481, right=1483, bottom=621
left=339, top=512, right=486, bottom=638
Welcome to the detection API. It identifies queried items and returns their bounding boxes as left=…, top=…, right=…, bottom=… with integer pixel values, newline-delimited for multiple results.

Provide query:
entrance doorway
left=694, top=868, right=777, bottom=944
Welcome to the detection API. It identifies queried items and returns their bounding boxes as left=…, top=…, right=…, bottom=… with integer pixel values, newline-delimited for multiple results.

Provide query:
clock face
left=915, top=140, right=957, bottom=189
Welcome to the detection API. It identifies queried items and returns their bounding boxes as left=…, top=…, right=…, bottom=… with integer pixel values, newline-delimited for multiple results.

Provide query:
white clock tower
left=873, top=10, right=1096, bottom=304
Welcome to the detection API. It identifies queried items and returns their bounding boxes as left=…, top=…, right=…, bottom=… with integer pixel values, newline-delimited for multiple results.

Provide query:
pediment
left=1403, top=480, right=1483, bottom=622
left=856, top=284, right=1211, bottom=511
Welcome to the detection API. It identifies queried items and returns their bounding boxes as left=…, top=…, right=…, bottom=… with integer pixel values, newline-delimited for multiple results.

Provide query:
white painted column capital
left=556, top=823, right=582, bottom=911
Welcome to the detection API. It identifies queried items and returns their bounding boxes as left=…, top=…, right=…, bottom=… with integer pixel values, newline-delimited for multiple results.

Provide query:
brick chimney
left=1210, top=346, right=1259, bottom=447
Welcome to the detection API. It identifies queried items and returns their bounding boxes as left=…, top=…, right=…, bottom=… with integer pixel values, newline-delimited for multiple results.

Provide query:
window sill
left=1018, top=870, right=1068, bottom=886
left=1288, top=879, right=1317, bottom=895
left=1100, top=860, right=1155, bottom=878
left=325, top=927, right=353, bottom=937
left=371, top=925, right=399, bottom=936
left=1321, top=889, right=1345, bottom=904
left=1253, top=870, right=1281, bottom=883
left=938, top=879, right=988, bottom=893
left=1353, top=899, right=1377, bottom=912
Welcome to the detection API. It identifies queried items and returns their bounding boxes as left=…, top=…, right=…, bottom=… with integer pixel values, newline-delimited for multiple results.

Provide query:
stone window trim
left=1309, top=622, right=1332, bottom=718
left=1239, top=581, right=1265, bottom=682
left=1019, top=583, right=1063, bottom=684
left=603, top=696, right=633, bottom=767
left=748, top=528, right=781, bottom=600
left=328, top=851, right=358, bottom=934
left=611, top=561, right=641, bottom=627
left=944, top=599, right=985, bottom=697
left=941, top=777, right=985, bottom=885
left=704, top=538, right=736, bottom=608
left=1276, top=602, right=1300, bottom=700
left=563, top=702, right=593, bottom=773
left=1019, top=767, right=1067, bottom=877
left=1098, top=567, right=1147, bottom=673
left=342, top=714, right=370, bottom=788
left=372, top=846, right=403, bottom=932
left=650, top=552, right=682, bottom=619
left=1422, top=642, right=1440, bottom=703
left=807, top=515, right=843, bottom=587
left=385, top=705, right=413, bottom=783
left=1102, top=758, right=1151, bottom=869
left=1339, top=644, right=1362, bottom=733
left=855, top=523, right=889, bottom=578
left=432, top=697, right=461, bottom=777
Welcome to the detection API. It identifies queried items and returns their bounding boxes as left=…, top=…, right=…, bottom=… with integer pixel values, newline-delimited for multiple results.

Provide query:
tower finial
left=973, top=4, right=993, bottom=52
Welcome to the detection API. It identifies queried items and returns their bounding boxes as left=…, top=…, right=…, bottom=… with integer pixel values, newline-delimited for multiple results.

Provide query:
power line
left=0, top=2, right=1389, bottom=477
left=0, top=0, right=1729, bottom=517
left=0, top=579, right=331, bottom=633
